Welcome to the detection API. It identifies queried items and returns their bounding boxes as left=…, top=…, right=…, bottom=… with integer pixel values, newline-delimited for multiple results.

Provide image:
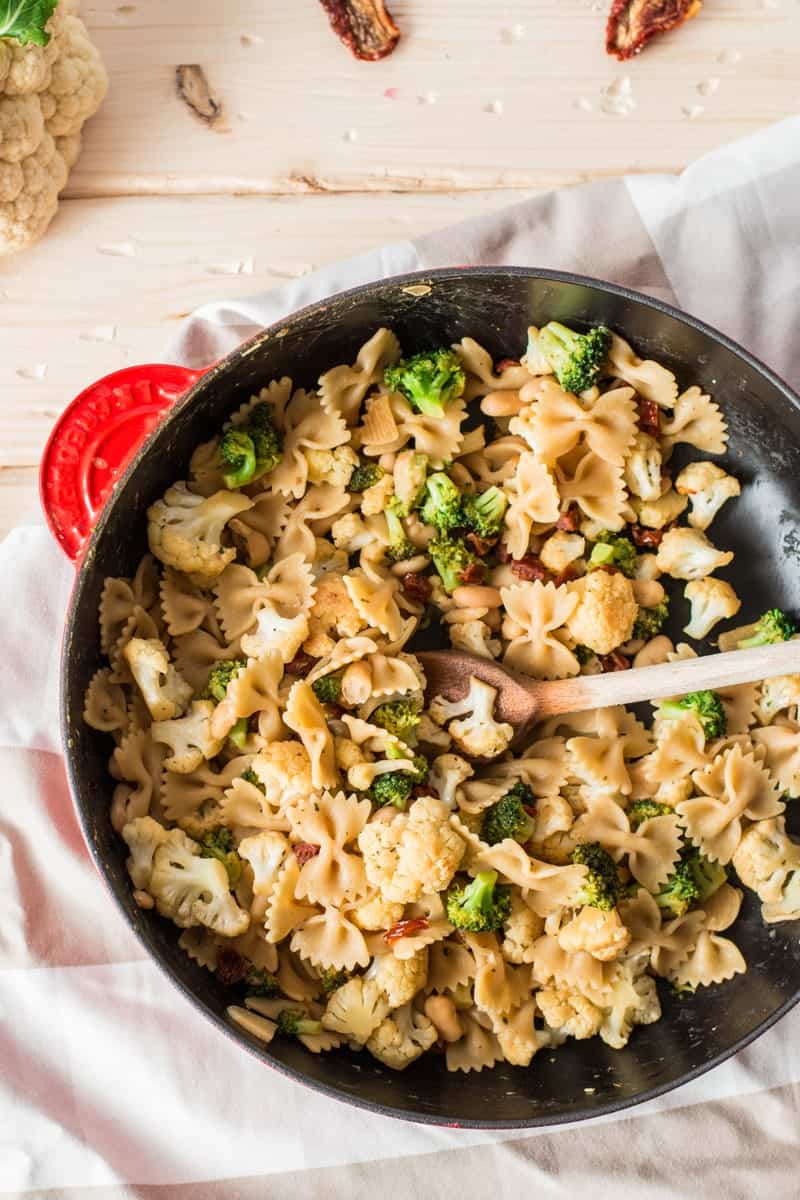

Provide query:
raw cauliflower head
left=357, top=795, right=466, bottom=904
left=122, top=636, right=192, bottom=721
left=147, top=483, right=253, bottom=587
left=0, top=2, right=107, bottom=256
left=428, top=676, right=513, bottom=759
left=683, top=578, right=741, bottom=640
left=566, top=570, right=638, bottom=656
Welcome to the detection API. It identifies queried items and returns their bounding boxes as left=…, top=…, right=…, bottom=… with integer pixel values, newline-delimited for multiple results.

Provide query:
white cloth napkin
left=2, top=116, right=800, bottom=1198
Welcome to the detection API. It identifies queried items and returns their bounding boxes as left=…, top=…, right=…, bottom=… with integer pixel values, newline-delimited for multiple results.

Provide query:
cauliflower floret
left=351, top=892, right=404, bottom=931
left=598, top=967, right=661, bottom=1050
left=122, top=815, right=181, bottom=889
left=449, top=618, right=501, bottom=660
left=147, top=483, right=253, bottom=587
left=305, top=445, right=359, bottom=488
left=623, top=431, right=663, bottom=502
left=501, top=895, right=545, bottom=964
left=358, top=796, right=466, bottom=904
left=683, top=578, right=741, bottom=639
left=537, top=985, right=603, bottom=1041
left=151, top=699, right=225, bottom=773
left=755, top=674, right=800, bottom=724
left=148, top=829, right=250, bottom=937
left=40, top=15, right=107, bottom=137
left=675, top=461, right=741, bottom=531
left=656, top=527, right=734, bottom=581
left=330, top=512, right=382, bottom=554
left=428, top=753, right=474, bottom=809
left=360, top=473, right=395, bottom=517
left=304, top=571, right=365, bottom=657
left=565, top=571, right=638, bottom=656
left=762, top=872, right=800, bottom=924
left=368, top=947, right=428, bottom=1007
left=428, top=676, right=513, bottom=759
left=240, top=606, right=308, bottom=663
left=633, top=488, right=688, bottom=530
left=321, top=977, right=390, bottom=1044
left=539, top=531, right=586, bottom=575
left=490, top=998, right=539, bottom=1067
left=122, top=636, right=192, bottom=721
left=732, top=817, right=800, bottom=906
left=250, top=740, right=312, bottom=803
left=557, top=906, right=631, bottom=962
left=392, top=450, right=428, bottom=513
left=366, top=1003, right=437, bottom=1069
left=237, top=832, right=288, bottom=909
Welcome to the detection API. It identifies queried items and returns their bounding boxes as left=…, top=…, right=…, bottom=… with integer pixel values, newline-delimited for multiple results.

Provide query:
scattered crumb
left=682, top=104, right=705, bottom=120
left=17, top=364, right=47, bottom=380
left=499, top=23, right=525, bottom=44
left=240, top=33, right=264, bottom=46
left=206, top=258, right=255, bottom=276
left=97, top=242, right=136, bottom=258
left=79, top=325, right=117, bottom=344
left=717, top=49, right=742, bottom=65
left=416, top=91, right=437, bottom=105
left=115, top=4, right=136, bottom=14
left=484, top=99, right=504, bottom=115
left=697, top=78, right=720, bottom=96
left=600, top=77, right=637, bottom=117
left=343, top=128, right=358, bottom=142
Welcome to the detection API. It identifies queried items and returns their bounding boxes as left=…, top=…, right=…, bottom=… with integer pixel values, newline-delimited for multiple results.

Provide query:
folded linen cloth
left=2, top=116, right=800, bottom=1198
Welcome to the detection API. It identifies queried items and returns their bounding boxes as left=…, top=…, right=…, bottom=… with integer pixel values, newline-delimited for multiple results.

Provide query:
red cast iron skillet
left=41, top=267, right=800, bottom=1128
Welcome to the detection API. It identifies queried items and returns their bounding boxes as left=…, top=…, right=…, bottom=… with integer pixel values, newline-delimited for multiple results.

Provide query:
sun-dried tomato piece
left=630, top=523, right=664, bottom=549
left=401, top=571, right=432, bottom=604
left=598, top=650, right=631, bottom=672
left=216, top=947, right=247, bottom=987
left=556, top=506, right=581, bottom=533
left=285, top=650, right=317, bottom=676
left=638, top=397, right=661, bottom=436
left=384, top=917, right=430, bottom=945
left=465, top=531, right=497, bottom=558
left=606, top=0, right=702, bottom=61
left=497, top=542, right=514, bottom=564
left=459, top=561, right=487, bottom=586
left=511, top=556, right=551, bottom=583
left=293, top=842, right=321, bottom=865
left=495, top=358, right=521, bottom=373
left=553, top=565, right=580, bottom=587
left=318, top=0, right=400, bottom=61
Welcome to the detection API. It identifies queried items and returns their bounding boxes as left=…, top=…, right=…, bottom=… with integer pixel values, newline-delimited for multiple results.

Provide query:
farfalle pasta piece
left=632, top=714, right=708, bottom=795
left=109, top=728, right=165, bottom=833
left=288, top=790, right=371, bottom=906
left=607, top=333, right=678, bottom=408
left=228, top=490, right=290, bottom=569
left=84, top=668, right=128, bottom=734
left=678, top=744, right=784, bottom=864
left=284, top=680, right=339, bottom=790
left=751, top=723, right=800, bottom=796
left=567, top=716, right=651, bottom=797
left=454, top=337, right=533, bottom=401
left=661, top=387, right=727, bottom=455
left=473, top=840, right=587, bottom=917
left=161, top=755, right=251, bottom=824
left=389, top=391, right=468, bottom=469
left=99, top=575, right=140, bottom=655
left=264, top=855, right=319, bottom=943
left=273, top=484, right=350, bottom=563
left=501, top=580, right=580, bottom=680
left=530, top=933, right=615, bottom=1006
left=619, top=889, right=706, bottom=976
left=159, top=569, right=212, bottom=638
left=504, top=452, right=561, bottom=560
left=572, top=795, right=683, bottom=891
left=462, top=931, right=528, bottom=1018
left=514, top=377, right=637, bottom=466
left=267, top=387, right=350, bottom=499
left=427, top=940, right=477, bottom=994
left=555, top=449, right=627, bottom=531
left=319, top=327, right=401, bottom=426
left=220, top=776, right=291, bottom=835
left=291, top=905, right=371, bottom=971
left=459, top=436, right=525, bottom=487
left=171, top=628, right=239, bottom=693
left=670, top=930, right=746, bottom=990
left=210, top=652, right=284, bottom=743
left=445, top=1011, right=504, bottom=1074
left=344, top=569, right=405, bottom=641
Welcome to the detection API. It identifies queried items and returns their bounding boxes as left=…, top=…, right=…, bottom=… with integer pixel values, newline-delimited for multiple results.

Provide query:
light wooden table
left=2, top=0, right=799, bottom=541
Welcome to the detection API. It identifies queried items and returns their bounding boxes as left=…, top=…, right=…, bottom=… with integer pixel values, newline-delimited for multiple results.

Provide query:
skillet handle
left=39, top=363, right=209, bottom=563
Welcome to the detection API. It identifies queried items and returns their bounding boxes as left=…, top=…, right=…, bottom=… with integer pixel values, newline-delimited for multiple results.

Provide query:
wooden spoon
left=416, top=641, right=800, bottom=750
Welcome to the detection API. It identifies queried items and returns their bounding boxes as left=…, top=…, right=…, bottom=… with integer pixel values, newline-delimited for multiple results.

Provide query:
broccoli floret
left=633, top=597, right=670, bottom=641
left=311, top=673, right=343, bottom=705
left=217, top=403, right=282, bottom=489
left=371, top=699, right=421, bottom=745
left=385, top=505, right=417, bottom=563
left=420, top=472, right=463, bottom=533
left=738, top=608, right=796, bottom=648
left=627, top=799, right=671, bottom=830
left=659, top=690, right=727, bottom=739
left=318, top=967, right=350, bottom=995
left=538, top=321, right=612, bottom=394
left=445, top=870, right=512, bottom=932
left=574, top=644, right=595, bottom=666
left=241, top=767, right=265, bottom=793
left=384, top=348, right=466, bottom=418
left=655, top=845, right=727, bottom=919
left=276, top=1008, right=323, bottom=1038
left=588, top=531, right=638, bottom=579
left=200, top=827, right=242, bottom=887
left=571, top=842, right=621, bottom=911
left=227, top=717, right=250, bottom=750
left=428, top=534, right=482, bottom=594
left=203, top=660, right=248, bottom=748
left=347, top=460, right=385, bottom=493
left=480, top=781, right=536, bottom=845
left=370, top=754, right=429, bottom=811
left=244, top=965, right=280, bottom=997
left=460, top=486, right=509, bottom=540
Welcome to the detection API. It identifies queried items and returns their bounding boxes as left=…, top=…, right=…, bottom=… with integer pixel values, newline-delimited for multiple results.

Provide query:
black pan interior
left=62, top=268, right=800, bottom=1127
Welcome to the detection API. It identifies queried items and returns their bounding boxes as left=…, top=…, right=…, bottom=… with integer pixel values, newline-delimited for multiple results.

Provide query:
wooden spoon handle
left=533, top=640, right=800, bottom=718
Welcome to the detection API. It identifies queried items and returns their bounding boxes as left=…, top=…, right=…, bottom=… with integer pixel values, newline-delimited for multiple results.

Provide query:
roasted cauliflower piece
left=683, top=578, right=741, bottom=640
left=556, top=905, right=631, bottom=962
left=151, top=699, right=225, bottom=773
left=122, top=636, right=192, bottom=721
left=147, top=482, right=253, bottom=587
left=566, top=571, right=638, bottom=656
left=366, top=1003, right=437, bottom=1069
left=358, top=796, right=466, bottom=904
left=675, top=461, right=741, bottom=531
left=428, top=676, right=513, bottom=759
